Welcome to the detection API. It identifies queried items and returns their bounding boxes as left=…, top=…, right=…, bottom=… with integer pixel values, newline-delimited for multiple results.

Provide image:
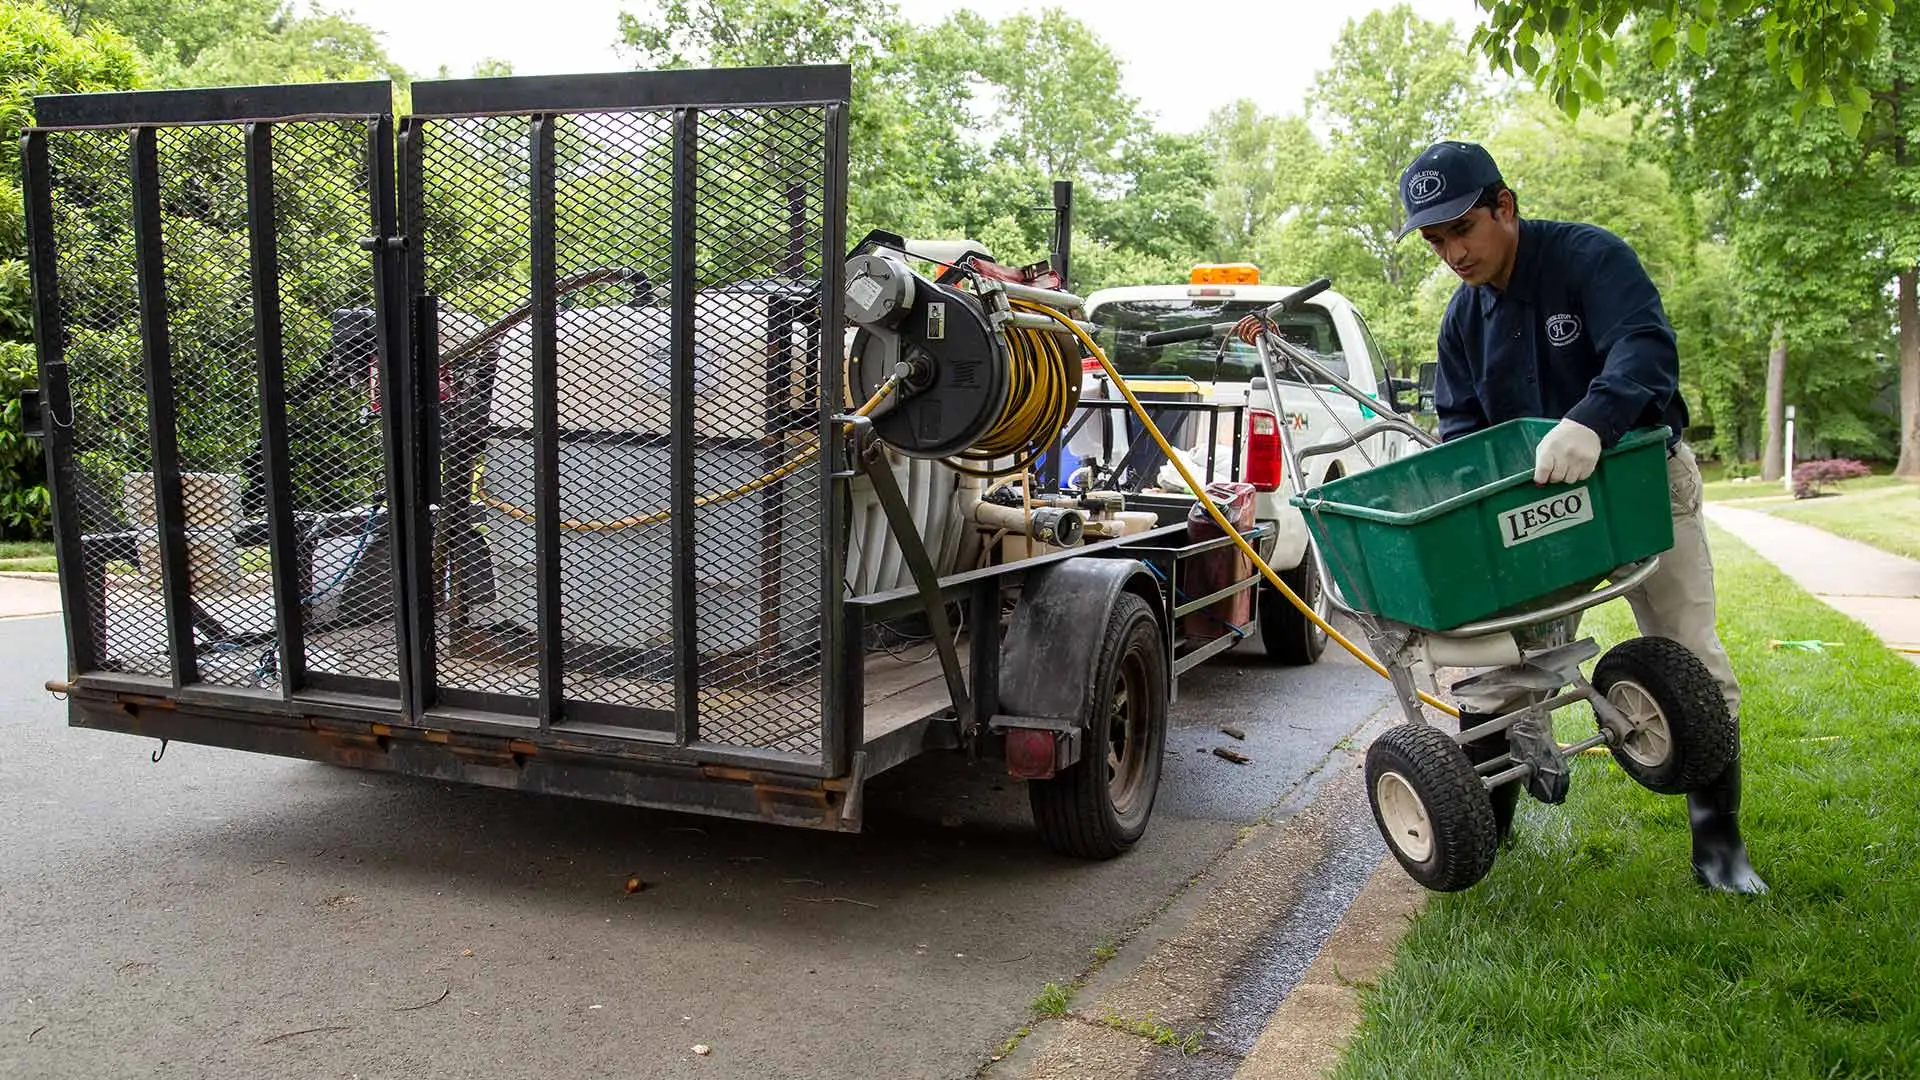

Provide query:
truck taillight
left=1247, top=408, right=1283, bottom=492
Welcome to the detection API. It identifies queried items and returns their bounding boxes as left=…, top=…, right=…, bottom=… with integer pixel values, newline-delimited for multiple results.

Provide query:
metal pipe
left=1006, top=312, right=1097, bottom=335
left=1265, top=336, right=1440, bottom=450
left=1562, top=731, right=1612, bottom=755
left=997, top=280, right=1087, bottom=311
left=1431, top=558, right=1661, bottom=639
left=1455, top=691, right=1586, bottom=745
left=1485, top=762, right=1532, bottom=787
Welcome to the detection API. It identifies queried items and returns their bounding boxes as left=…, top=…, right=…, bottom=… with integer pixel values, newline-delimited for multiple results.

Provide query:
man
left=1395, top=140, right=1766, bottom=895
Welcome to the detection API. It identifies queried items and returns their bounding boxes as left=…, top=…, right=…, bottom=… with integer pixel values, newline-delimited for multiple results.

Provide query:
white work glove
left=1533, top=418, right=1602, bottom=485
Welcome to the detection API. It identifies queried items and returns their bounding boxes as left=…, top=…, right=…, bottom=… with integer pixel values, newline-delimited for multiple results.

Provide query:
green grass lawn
left=1335, top=526, right=1920, bottom=1080
left=0, top=540, right=56, bottom=574
left=1702, top=473, right=1909, bottom=504
left=1765, top=484, right=1920, bottom=561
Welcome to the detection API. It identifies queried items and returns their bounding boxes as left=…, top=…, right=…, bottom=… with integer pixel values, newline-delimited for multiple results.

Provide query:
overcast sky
left=334, top=0, right=1489, bottom=131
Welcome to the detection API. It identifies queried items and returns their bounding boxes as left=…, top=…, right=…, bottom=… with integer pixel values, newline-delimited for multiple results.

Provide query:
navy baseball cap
left=1395, top=141, right=1504, bottom=240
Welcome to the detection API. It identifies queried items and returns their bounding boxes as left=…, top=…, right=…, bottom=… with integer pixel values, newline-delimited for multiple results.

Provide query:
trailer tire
left=1260, top=554, right=1328, bottom=665
left=1365, top=723, right=1499, bottom=892
left=1030, top=592, right=1167, bottom=859
left=1592, top=636, right=1737, bottom=796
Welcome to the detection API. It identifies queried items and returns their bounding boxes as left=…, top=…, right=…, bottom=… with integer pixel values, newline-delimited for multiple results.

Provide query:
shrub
left=1791, top=457, right=1871, bottom=499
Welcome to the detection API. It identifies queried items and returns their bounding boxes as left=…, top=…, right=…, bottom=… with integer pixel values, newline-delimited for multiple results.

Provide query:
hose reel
left=845, top=240, right=1082, bottom=477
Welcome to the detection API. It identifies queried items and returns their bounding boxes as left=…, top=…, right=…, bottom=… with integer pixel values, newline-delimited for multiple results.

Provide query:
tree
left=154, top=11, right=407, bottom=88
left=1471, top=0, right=1899, bottom=135
left=1262, top=5, right=1489, bottom=373
left=1483, top=0, right=1917, bottom=473
left=1621, top=8, right=1910, bottom=474
left=51, top=0, right=407, bottom=90
left=617, top=1, right=1209, bottom=290
left=1200, top=101, right=1320, bottom=261
left=0, top=0, right=142, bottom=538
left=49, top=0, right=279, bottom=68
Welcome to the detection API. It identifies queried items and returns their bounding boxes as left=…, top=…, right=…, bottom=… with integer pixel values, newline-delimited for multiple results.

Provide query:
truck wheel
left=1030, top=592, right=1168, bottom=859
left=1365, top=723, right=1499, bottom=892
left=1592, top=636, right=1736, bottom=795
left=1260, top=554, right=1328, bottom=665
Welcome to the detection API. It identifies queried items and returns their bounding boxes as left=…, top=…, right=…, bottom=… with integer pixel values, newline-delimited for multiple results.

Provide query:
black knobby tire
left=1030, top=593, right=1169, bottom=859
left=1591, top=636, right=1737, bottom=796
left=1260, top=554, right=1329, bottom=666
left=1364, top=723, right=1500, bottom=892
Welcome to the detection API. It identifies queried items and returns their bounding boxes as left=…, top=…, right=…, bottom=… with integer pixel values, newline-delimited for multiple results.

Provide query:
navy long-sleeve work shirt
left=1433, top=218, right=1688, bottom=447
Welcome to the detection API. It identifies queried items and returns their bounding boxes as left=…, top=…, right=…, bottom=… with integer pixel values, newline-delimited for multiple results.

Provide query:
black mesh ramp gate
left=402, top=69, right=851, bottom=766
left=24, top=83, right=409, bottom=703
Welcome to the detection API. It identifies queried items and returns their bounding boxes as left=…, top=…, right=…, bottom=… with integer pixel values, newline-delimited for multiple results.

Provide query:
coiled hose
left=1011, top=298, right=1461, bottom=719
left=943, top=320, right=1077, bottom=479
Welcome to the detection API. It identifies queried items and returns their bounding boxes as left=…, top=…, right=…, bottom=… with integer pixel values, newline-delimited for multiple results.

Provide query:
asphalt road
left=1, top=612, right=1392, bottom=1080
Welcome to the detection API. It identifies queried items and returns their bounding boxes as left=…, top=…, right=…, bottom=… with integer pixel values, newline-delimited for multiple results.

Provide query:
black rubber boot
left=1457, top=711, right=1520, bottom=844
left=1689, top=756, right=1768, bottom=894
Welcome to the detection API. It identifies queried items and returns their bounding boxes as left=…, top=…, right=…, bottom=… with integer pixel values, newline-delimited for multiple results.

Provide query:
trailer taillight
left=1247, top=408, right=1284, bottom=492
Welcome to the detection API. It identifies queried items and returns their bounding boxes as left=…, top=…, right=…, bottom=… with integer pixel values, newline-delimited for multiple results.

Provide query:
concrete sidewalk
left=0, top=572, right=61, bottom=619
left=1705, top=504, right=1920, bottom=663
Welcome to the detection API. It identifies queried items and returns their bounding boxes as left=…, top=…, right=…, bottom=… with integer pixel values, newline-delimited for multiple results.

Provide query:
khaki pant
left=1622, top=442, right=1741, bottom=718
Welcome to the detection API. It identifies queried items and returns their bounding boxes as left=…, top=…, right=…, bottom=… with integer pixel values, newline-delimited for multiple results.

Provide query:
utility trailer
left=18, top=67, right=1277, bottom=856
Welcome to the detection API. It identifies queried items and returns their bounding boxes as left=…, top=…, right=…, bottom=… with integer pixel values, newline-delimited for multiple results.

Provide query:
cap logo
left=1546, top=314, right=1582, bottom=346
left=1408, top=170, right=1446, bottom=205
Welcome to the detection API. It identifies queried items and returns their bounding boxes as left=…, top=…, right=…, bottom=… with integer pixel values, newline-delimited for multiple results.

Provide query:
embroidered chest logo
left=1408, top=170, right=1445, bottom=204
left=1546, top=313, right=1582, bottom=347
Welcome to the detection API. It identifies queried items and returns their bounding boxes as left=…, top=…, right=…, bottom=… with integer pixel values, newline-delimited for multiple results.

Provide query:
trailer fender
left=996, top=557, right=1164, bottom=756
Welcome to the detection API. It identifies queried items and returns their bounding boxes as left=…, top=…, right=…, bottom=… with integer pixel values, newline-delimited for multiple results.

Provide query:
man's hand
left=1533, top=418, right=1601, bottom=485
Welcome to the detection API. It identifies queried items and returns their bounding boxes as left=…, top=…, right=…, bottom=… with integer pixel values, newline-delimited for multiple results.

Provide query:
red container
left=1180, top=481, right=1257, bottom=640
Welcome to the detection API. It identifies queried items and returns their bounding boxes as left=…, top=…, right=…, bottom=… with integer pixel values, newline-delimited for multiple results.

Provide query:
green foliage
left=0, top=341, right=49, bottom=536
left=0, top=1, right=143, bottom=538
left=1336, top=527, right=1920, bottom=1079
left=1031, top=981, right=1072, bottom=1017
left=1200, top=101, right=1320, bottom=261
left=616, top=0, right=1215, bottom=292
left=1260, top=5, right=1488, bottom=372
left=148, top=11, right=407, bottom=89
left=1471, top=0, right=1898, bottom=133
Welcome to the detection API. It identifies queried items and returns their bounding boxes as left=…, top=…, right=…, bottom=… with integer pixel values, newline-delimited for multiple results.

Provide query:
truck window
left=1089, top=298, right=1347, bottom=383
left=1352, top=309, right=1391, bottom=392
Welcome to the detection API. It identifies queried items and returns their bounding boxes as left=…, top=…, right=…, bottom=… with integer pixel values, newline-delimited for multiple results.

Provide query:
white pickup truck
left=1074, top=265, right=1423, bottom=665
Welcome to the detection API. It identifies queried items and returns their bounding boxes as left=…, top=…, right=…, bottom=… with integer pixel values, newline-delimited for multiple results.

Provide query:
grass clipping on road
left=1765, top=483, right=1920, bottom=562
left=1334, top=526, right=1920, bottom=1080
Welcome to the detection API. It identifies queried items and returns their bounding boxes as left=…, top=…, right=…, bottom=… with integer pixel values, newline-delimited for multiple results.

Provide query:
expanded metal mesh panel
left=416, top=115, right=541, bottom=699
left=271, top=121, right=396, bottom=685
left=412, top=103, right=834, bottom=751
left=548, top=111, right=677, bottom=715
left=45, top=130, right=170, bottom=679
left=152, top=125, right=270, bottom=688
left=689, top=107, right=830, bottom=755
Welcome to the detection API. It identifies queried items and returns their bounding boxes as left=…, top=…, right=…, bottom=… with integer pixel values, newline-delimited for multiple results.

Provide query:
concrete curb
left=995, top=702, right=1410, bottom=1080
left=0, top=571, right=62, bottom=582
left=1231, top=864, right=1425, bottom=1079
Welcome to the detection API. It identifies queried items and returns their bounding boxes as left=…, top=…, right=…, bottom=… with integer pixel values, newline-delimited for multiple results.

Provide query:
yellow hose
left=1011, top=299, right=1461, bottom=720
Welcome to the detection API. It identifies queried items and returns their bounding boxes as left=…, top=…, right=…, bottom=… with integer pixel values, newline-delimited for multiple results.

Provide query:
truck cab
left=1079, top=264, right=1422, bottom=663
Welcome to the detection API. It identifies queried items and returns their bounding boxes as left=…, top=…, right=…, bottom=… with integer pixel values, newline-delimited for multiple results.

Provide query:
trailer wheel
left=1030, top=592, right=1167, bottom=859
left=1592, top=636, right=1736, bottom=795
left=1365, top=723, right=1499, bottom=892
left=1260, top=553, right=1328, bottom=665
